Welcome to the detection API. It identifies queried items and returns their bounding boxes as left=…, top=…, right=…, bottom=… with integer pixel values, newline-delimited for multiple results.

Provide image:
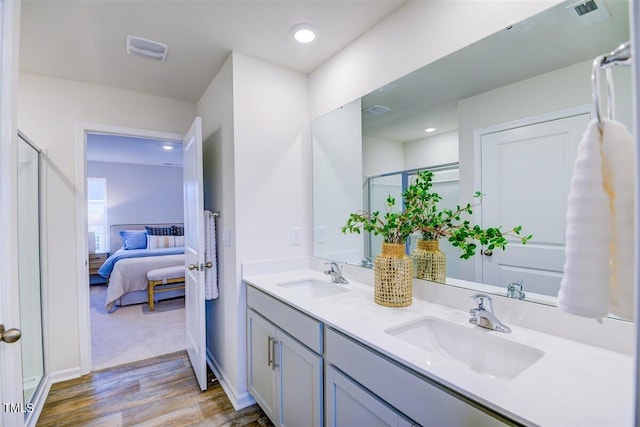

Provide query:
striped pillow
left=145, top=226, right=173, bottom=236
left=147, top=235, right=176, bottom=249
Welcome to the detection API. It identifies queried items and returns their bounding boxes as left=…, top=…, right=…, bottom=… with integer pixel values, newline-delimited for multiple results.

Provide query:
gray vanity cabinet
left=326, top=364, right=414, bottom=427
left=247, top=284, right=513, bottom=427
left=246, top=287, right=323, bottom=427
left=325, top=328, right=510, bottom=427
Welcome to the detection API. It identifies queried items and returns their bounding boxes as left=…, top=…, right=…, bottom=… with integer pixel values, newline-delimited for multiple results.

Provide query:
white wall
left=196, top=54, right=240, bottom=404
left=403, top=131, right=459, bottom=171
left=87, top=161, right=184, bottom=230
left=308, top=0, right=561, bottom=119
left=18, top=72, right=196, bottom=376
left=362, top=135, right=403, bottom=178
left=233, top=51, right=309, bottom=399
left=313, top=99, right=364, bottom=263
left=195, top=52, right=309, bottom=408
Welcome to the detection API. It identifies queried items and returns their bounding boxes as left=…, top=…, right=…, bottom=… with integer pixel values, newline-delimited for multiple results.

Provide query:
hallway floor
left=37, top=351, right=272, bottom=427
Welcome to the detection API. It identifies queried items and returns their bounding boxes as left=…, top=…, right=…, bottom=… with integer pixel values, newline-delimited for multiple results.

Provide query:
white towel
left=204, top=210, right=219, bottom=300
left=559, top=120, right=612, bottom=319
left=558, top=119, right=636, bottom=321
left=601, top=119, right=635, bottom=320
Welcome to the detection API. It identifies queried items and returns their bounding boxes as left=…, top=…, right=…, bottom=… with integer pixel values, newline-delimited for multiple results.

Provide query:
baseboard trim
left=49, top=367, right=83, bottom=384
left=206, top=348, right=255, bottom=410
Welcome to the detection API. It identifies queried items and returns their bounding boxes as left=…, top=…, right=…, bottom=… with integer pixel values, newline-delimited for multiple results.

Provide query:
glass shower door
left=17, top=133, right=44, bottom=410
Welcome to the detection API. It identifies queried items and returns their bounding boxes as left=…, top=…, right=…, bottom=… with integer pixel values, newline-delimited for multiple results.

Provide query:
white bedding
left=105, top=254, right=185, bottom=310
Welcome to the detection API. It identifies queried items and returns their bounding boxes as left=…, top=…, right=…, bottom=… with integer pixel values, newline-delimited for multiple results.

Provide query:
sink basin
left=277, top=278, right=350, bottom=298
left=385, top=317, right=544, bottom=380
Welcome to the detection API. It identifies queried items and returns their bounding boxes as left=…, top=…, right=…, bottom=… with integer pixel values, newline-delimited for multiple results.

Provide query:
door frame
left=471, top=104, right=591, bottom=284
left=74, top=122, right=183, bottom=374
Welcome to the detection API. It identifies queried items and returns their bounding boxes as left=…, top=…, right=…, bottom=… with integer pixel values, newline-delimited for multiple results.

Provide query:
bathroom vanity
left=243, top=263, right=633, bottom=427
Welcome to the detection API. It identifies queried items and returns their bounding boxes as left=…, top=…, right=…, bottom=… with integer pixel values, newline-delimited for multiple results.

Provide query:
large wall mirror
left=312, top=0, right=631, bottom=309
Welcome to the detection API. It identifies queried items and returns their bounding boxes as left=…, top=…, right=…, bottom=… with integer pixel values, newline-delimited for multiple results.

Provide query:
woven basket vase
left=411, top=239, right=446, bottom=283
left=374, top=243, right=413, bottom=307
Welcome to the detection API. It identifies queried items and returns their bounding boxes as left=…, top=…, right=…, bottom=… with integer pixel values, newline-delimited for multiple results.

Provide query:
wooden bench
left=146, top=266, right=185, bottom=311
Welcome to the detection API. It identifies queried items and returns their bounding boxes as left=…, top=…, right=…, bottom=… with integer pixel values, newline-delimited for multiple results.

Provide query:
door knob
left=483, top=249, right=493, bottom=256
left=204, top=262, right=213, bottom=269
left=0, top=324, right=21, bottom=343
left=188, top=264, right=198, bottom=270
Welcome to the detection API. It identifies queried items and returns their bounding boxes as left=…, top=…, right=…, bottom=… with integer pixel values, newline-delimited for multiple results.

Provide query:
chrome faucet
left=469, top=293, right=511, bottom=333
left=507, top=281, right=526, bottom=300
left=324, top=262, right=348, bottom=284
left=359, top=257, right=373, bottom=269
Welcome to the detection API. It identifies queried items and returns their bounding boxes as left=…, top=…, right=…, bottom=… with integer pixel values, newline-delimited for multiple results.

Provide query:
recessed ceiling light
left=162, top=144, right=174, bottom=151
left=291, top=23, right=316, bottom=43
left=424, top=127, right=437, bottom=133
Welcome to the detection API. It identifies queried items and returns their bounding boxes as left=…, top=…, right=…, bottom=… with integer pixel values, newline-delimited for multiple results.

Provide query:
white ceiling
left=21, top=0, right=406, bottom=166
left=20, top=0, right=406, bottom=103
left=361, top=0, right=629, bottom=143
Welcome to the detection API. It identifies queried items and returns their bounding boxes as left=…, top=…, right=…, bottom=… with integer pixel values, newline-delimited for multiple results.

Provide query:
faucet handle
left=325, top=261, right=341, bottom=273
left=470, top=293, right=492, bottom=310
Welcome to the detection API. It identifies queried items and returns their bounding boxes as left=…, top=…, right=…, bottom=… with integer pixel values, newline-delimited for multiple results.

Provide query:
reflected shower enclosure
left=17, top=132, right=45, bottom=410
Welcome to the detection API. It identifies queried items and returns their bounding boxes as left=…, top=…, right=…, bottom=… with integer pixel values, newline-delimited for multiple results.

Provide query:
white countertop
left=243, top=268, right=634, bottom=427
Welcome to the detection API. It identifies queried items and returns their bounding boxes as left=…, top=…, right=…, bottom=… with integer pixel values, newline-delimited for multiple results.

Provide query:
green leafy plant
left=403, top=170, right=532, bottom=259
left=341, top=195, right=413, bottom=244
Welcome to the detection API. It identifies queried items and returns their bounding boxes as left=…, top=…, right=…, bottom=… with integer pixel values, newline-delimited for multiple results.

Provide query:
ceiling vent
left=126, top=36, right=168, bottom=61
left=363, top=105, right=391, bottom=116
left=566, top=0, right=610, bottom=28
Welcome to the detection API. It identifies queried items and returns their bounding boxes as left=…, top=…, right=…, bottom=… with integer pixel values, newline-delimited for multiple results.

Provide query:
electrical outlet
left=316, top=226, right=326, bottom=243
left=291, top=228, right=301, bottom=245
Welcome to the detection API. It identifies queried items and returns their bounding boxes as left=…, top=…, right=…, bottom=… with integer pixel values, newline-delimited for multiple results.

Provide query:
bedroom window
left=87, top=177, right=108, bottom=253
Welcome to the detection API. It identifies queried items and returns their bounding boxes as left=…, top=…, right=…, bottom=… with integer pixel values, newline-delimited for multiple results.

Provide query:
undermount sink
left=277, top=278, right=350, bottom=298
left=385, top=317, right=544, bottom=380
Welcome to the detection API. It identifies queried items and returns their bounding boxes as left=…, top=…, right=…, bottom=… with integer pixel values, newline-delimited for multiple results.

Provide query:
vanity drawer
left=247, top=285, right=323, bottom=354
left=325, top=328, right=513, bottom=427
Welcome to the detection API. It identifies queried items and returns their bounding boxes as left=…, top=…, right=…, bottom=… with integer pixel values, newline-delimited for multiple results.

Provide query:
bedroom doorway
left=75, top=122, right=187, bottom=374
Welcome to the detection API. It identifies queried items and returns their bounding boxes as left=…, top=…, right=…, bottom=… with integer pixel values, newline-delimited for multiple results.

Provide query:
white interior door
left=183, top=117, right=207, bottom=391
left=1, top=0, right=27, bottom=424
left=480, top=113, right=590, bottom=297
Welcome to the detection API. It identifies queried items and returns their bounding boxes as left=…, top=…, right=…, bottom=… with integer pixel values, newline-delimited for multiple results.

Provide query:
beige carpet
left=90, top=285, right=186, bottom=371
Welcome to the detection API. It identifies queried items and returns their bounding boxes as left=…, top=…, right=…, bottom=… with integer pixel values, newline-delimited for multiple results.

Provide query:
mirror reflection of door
left=480, top=113, right=590, bottom=297
left=17, top=133, right=45, bottom=409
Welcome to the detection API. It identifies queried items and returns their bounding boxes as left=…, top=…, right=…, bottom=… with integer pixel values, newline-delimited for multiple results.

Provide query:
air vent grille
left=574, top=0, right=598, bottom=16
left=126, top=36, right=168, bottom=61
left=363, top=105, right=391, bottom=116
left=566, top=0, right=610, bottom=27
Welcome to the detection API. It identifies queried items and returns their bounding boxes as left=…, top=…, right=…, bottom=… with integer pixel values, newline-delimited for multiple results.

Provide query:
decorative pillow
left=145, top=226, right=173, bottom=236
left=174, top=235, right=185, bottom=247
left=171, top=225, right=184, bottom=236
left=147, top=235, right=176, bottom=249
left=119, top=230, right=148, bottom=250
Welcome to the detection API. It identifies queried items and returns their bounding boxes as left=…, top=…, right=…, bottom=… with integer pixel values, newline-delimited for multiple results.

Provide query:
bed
left=98, top=223, right=186, bottom=310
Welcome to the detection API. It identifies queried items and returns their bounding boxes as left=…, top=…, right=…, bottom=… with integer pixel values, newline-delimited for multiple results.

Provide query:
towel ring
left=591, top=55, right=614, bottom=131
left=591, top=41, right=632, bottom=131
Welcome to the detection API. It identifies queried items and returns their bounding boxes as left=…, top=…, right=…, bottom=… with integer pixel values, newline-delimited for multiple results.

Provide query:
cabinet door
left=276, top=329, right=323, bottom=427
left=247, top=310, right=277, bottom=423
left=326, top=365, right=413, bottom=427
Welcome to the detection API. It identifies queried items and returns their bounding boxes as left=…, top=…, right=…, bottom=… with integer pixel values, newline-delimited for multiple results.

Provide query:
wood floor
left=37, top=351, right=273, bottom=427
